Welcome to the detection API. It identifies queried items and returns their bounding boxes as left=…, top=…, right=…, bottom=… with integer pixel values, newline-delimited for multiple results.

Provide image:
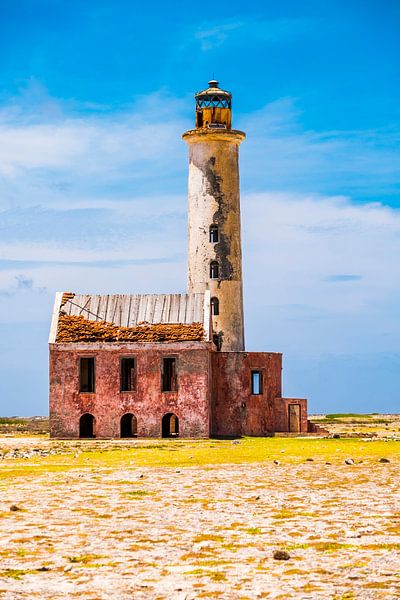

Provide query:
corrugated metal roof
left=61, top=293, right=206, bottom=328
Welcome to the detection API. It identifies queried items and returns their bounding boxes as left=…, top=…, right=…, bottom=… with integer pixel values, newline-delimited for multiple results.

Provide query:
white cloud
left=0, top=86, right=189, bottom=195
left=0, top=274, right=46, bottom=297
left=195, top=22, right=244, bottom=51
left=194, top=18, right=314, bottom=51
left=243, top=192, right=400, bottom=356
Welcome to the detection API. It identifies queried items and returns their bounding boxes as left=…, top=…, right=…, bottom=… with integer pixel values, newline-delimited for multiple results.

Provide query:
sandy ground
left=0, top=437, right=399, bottom=599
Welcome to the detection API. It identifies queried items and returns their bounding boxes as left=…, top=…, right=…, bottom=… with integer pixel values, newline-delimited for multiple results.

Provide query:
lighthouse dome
left=195, top=80, right=232, bottom=109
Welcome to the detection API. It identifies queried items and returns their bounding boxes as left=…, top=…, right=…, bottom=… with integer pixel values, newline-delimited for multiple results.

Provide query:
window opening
left=251, top=370, right=262, bottom=395
left=120, top=357, right=136, bottom=392
left=120, top=413, right=137, bottom=438
left=162, top=413, right=179, bottom=438
left=211, top=297, right=219, bottom=316
left=80, top=358, right=95, bottom=393
left=210, top=261, right=219, bottom=279
left=209, top=225, right=219, bottom=243
left=79, top=413, right=95, bottom=438
left=162, top=357, right=177, bottom=392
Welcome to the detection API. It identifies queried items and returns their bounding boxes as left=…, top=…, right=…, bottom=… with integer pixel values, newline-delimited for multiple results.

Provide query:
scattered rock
left=347, top=532, right=362, bottom=538
left=37, top=566, right=50, bottom=572
left=232, top=440, right=240, bottom=445
left=255, top=495, right=260, bottom=500
left=273, top=549, right=290, bottom=561
left=273, top=460, right=280, bottom=465
left=139, top=474, right=144, bottom=478
left=333, top=433, right=340, bottom=439
left=10, top=505, right=21, bottom=512
left=379, top=458, right=390, bottom=463
left=325, top=462, right=332, bottom=465
left=63, top=564, right=72, bottom=572
left=345, top=458, right=354, bottom=465
left=306, top=458, right=314, bottom=462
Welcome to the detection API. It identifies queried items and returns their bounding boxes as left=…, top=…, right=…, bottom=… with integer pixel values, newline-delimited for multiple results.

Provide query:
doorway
left=288, top=404, right=301, bottom=433
left=79, top=413, right=95, bottom=438
left=120, top=413, right=137, bottom=438
left=162, top=413, right=179, bottom=438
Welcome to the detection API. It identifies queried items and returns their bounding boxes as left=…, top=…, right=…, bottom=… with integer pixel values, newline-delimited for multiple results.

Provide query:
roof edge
left=48, top=291, right=63, bottom=343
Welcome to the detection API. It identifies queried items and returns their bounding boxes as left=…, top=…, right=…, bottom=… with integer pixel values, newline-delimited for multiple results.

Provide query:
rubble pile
left=61, top=292, right=75, bottom=307
left=56, top=313, right=205, bottom=343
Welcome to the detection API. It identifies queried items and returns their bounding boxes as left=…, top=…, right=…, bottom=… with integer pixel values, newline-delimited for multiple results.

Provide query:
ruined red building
left=49, top=80, right=311, bottom=439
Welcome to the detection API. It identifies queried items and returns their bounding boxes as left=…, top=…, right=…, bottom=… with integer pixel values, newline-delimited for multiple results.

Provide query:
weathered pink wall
left=50, top=342, right=309, bottom=438
left=274, top=397, right=308, bottom=433
left=211, top=352, right=283, bottom=436
left=50, top=341, right=211, bottom=438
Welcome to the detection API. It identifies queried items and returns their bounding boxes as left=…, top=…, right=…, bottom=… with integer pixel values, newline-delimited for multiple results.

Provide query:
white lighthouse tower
left=182, top=80, right=245, bottom=351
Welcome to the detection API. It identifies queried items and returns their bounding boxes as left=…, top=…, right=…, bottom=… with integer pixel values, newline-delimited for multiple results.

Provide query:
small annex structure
left=49, top=80, right=319, bottom=439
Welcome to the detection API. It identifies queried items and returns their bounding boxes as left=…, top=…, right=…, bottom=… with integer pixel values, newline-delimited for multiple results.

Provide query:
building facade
left=49, top=80, right=312, bottom=439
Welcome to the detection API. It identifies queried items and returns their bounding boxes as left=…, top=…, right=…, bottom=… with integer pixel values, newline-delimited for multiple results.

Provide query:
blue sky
left=0, top=0, right=399, bottom=415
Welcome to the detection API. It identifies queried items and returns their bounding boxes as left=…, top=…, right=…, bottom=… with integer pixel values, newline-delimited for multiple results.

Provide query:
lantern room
left=195, top=79, right=232, bottom=130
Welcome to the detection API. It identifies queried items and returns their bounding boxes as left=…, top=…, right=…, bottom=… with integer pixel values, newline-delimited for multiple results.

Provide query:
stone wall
left=49, top=341, right=211, bottom=439
left=274, top=397, right=308, bottom=433
left=211, top=351, right=283, bottom=436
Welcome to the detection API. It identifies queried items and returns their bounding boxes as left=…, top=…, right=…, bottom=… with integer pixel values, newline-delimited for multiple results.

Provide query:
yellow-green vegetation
left=68, top=554, right=106, bottom=565
left=123, top=490, right=151, bottom=498
left=0, top=436, right=399, bottom=482
left=246, top=527, right=262, bottom=535
left=0, top=568, right=38, bottom=580
left=192, top=534, right=225, bottom=543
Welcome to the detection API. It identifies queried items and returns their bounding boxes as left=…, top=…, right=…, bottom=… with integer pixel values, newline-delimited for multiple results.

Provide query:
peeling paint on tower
left=183, top=84, right=246, bottom=352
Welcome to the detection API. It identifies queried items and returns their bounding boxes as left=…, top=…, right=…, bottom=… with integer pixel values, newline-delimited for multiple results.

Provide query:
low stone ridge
left=56, top=314, right=205, bottom=343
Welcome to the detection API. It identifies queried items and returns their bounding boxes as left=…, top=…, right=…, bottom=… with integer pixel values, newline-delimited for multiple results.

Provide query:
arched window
left=120, top=413, right=137, bottom=438
left=209, top=225, right=219, bottom=243
left=211, top=297, right=219, bottom=316
left=79, top=413, right=95, bottom=438
left=162, top=413, right=179, bottom=438
left=210, top=261, right=219, bottom=279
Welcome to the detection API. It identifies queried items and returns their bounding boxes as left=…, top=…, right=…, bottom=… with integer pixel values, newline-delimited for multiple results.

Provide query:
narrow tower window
left=120, top=357, right=136, bottom=392
left=209, top=225, right=219, bottom=243
left=80, top=358, right=95, bottom=393
left=211, top=297, right=219, bottom=316
left=251, top=370, right=263, bottom=395
left=210, top=261, right=219, bottom=279
left=162, top=358, right=177, bottom=392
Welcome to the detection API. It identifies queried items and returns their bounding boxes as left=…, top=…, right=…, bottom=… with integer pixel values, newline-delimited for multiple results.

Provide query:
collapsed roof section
left=49, top=292, right=211, bottom=344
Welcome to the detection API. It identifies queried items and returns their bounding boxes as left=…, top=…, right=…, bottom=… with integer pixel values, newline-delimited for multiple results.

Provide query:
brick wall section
left=274, top=398, right=308, bottom=433
left=49, top=341, right=211, bottom=438
left=211, top=352, right=283, bottom=436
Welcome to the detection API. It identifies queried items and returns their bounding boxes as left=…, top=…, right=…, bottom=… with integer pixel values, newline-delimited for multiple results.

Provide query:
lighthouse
left=182, top=80, right=245, bottom=352
left=49, top=78, right=311, bottom=440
